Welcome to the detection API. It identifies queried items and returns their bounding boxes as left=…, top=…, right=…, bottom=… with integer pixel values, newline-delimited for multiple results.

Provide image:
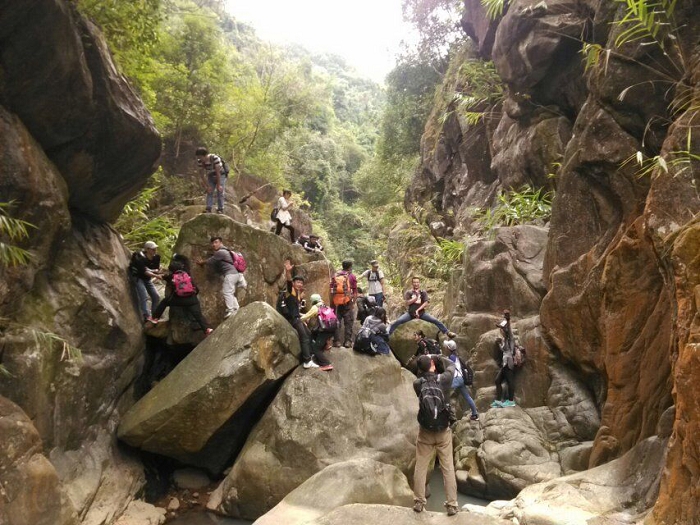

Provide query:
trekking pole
left=238, top=182, right=274, bottom=204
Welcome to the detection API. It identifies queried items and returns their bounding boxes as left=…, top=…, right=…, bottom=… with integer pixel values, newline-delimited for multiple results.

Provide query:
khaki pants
left=413, top=426, right=457, bottom=506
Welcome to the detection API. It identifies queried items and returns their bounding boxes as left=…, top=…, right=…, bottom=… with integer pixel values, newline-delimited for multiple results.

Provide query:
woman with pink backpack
left=300, top=294, right=335, bottom=371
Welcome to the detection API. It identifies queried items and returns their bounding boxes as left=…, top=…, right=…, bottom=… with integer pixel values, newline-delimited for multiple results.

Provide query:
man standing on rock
left=129, top=240, right=163, bottom=323
left=195, top=146, right=228, bottom=214
left=412, top=354, right=460, bottom=516
left=197, top=236, right=246, bottom=319
left=388, top=276, right=456, bottom=338
left=360, top=259, right=385, bottom=307
left=330, top=260, right=358, bottom=348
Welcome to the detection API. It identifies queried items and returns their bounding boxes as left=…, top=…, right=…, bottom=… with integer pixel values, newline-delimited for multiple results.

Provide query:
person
left=302, top=234, right=324, bottom=253
left=360, top=260, right=385, bottom=307
left=444, top=340, right=478, bottom=421
left=492, top=310, right=516, bottom=408
left=360, top=306, right=391, bottom=355
left=197, top=236, right=246, bottom=319
left=330, top=260, right=358, bottom=348
left=300, top=293, right=334, bottom=371
left=274, top=190, right=296, bottom=242
left=195, top=146, right=228, bottom=214
left=388, top=276, right=457, bottom=338
left=356, top=287, right=377, bottom=325
left=412, top=354, right=459, bottom=516
left=281, top=260, right=320, bottom=369
left=129, top=240, right=163, bottom=323
left=150, top=254, right=212, bottom=335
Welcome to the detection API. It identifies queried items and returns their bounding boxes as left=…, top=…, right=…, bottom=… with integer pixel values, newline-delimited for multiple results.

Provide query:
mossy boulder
left=388, top=319, right=443, bottom=366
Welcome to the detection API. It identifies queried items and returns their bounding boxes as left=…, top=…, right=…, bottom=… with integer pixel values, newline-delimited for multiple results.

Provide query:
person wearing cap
left=300, top=293, right=334, bottom=371
left=302, top=234, right=324, bottom=253
left=283, top=260, right=319, bottom=369
left=330, top=260, right=358, bottom=348
left=129, top=241, right=163, bottom=323
left=444, top=339, right=478, bottom=421
left=360, top=260, right=385, bottom=307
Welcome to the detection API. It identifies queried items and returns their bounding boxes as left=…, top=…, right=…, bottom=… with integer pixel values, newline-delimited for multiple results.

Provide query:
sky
left=224, top=0, right=416, bottom=83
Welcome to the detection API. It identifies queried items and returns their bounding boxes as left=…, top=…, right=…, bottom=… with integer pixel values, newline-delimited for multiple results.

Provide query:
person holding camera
left=412, top=354, right=459, bottom=516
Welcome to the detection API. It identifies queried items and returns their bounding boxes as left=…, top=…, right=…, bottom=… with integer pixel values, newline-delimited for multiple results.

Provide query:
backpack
left=514, top=345, right=527, bottom=367
left=417, top=377, right=450, bottom=431
left=317, top=305, right=338, bottom=333
left=461, top=359, right=474, bottom=386
left=276, top=290, right=291, bottom=321
left=220, top=158, right=230, bottom=177
left=271, top=207, right=279, bottom=221
left=419, top=338, right=440, bottom=355
left=332, top=273, right=351, bottom=306
left=228, top=250, right=247, bottom=273
left=353, top=326, right=377, bottom=355
left=172, top=271, right=196, bottom=297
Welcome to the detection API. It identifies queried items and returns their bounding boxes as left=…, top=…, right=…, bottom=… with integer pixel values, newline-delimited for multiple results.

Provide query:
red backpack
left=172, top=271, right=196, bottom=297
left=229, top=250, right=247, bottom=273
left=317, top=305, right=338, bottom=333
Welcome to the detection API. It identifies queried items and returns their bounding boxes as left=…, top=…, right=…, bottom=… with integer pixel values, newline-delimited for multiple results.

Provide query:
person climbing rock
left=330, top=260, right=358, bottom=347
left=129, top=240, right=163, bottom=323
left=444, top=340, right=478, bottom=421
left=302, top=234, right=324, bottom=253
left=492, top=309, right=516, bottom=408
left=281, top=259, right=319, bottom=369
left=300, top=293, right=334, bottom=371
left=388, top=276, right=457, bottom=338
left=195, top=146, right=229, bottom=214
left=274, top=189, right=296, bottom=242
left=197, top=236, right=246, bottom=319
left=412, top=354, right=460, bottom=516
left=356, top=287, right=377, bottom=325
left=360, top=259, right=385, bottom=307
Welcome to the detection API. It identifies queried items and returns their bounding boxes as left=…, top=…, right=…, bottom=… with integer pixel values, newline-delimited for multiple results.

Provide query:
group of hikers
left=130, top=146, right=526, bottom=517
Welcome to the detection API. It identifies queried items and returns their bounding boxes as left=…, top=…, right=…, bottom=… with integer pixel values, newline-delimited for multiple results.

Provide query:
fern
left=0, top=202, right=35, bottom=267
left=614, top=0, right=678, bottom=50
left=31, top=329, right=83, bottom=363
left=473, top=186, right=554, bottom=235
left=481, top=0, right=506, bottom=20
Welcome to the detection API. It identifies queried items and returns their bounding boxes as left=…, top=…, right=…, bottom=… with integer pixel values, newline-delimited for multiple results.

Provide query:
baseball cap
left=143, top=241, right=158, bottom=250
left=370, top=259, right=379, bottom=266
left=310, top=294, right=322, bottom=304
left=443, top=339, right=457, bottom=351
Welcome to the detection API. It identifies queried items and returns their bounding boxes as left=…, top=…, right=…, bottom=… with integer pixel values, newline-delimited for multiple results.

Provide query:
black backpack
left=461, top=359, right=474, bottom=386
left=417, top=376, right=450, bottom=431
left=276, top=290, right=291, bottom=321
left=220, top=158, right=230, bottom=177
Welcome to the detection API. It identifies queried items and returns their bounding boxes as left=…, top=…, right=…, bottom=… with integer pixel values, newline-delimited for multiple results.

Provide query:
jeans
left=495, top=366, right=515, bottom=401
left=370, top=292, right=384, bottom=307
left=134, top=278, right=160, bottom=319
left=452, top=374, right=478, bottom=416
left=206, top=175, right=226, bottom=212
left=334, top=303, right=355, bottom=345
left=413, top=427, right=457, bottom=506
left=389, top=311, right=448, bottom=335
left=222, top=273, right=244, bottom=316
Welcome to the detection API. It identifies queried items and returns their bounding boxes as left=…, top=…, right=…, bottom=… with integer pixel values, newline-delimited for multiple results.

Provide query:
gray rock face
left=306, top=503, right=511, bottom=525
left=118, top=302, right=300, bottom=473
left=215, top=350, right=419, bottom=520
left=253, top=459, right=414, bottom=525
left=388, top=319, right=444, bottom=366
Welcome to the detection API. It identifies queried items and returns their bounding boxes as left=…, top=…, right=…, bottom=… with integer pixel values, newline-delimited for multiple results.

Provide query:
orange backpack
left=332, top=273, right=351, bottom=306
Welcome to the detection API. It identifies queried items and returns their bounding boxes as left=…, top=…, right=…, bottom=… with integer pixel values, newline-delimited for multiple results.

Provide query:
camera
left=299, top=299, right=307, bottom=309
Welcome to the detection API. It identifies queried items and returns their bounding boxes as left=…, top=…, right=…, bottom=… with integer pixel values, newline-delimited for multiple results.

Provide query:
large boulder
left=0, top=0, right=160, bottom=222
left=252, top=459, right=414, bottom=525
left=388, top=319, right=443, bottom=366
left=118, top=301, right=300, bottom=473
left=214, top=350, right=419, bottom=520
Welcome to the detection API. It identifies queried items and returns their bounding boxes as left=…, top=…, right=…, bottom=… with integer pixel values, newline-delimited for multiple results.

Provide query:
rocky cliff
left=407, top=0, right=699, bottom=522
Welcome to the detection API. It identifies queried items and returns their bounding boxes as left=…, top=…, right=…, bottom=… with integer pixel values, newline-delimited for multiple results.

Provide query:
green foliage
left=0, top=202, right=35, bottom=267
left=473, top=186, right=554, bottom=233
left=441, top=60, right=504, bottom=127
left=31, top=329, right=83, bottom=364
left=481, top=0, right=507, bottom=20
left=401, top=0, right=465, bottom=67
left=613, top=0, right=678, bottom=50
left=424, top=238, right=465, bottom=280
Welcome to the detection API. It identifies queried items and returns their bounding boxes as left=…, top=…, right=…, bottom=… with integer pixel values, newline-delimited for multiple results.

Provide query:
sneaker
left=332, top=341, right=341, bottom=348
left=446, top=504, right=459, bottom=516
left=216, top=209, right=224, bottom=214
left=145, top=316, right=159, bottom=324
left=470, top=413, right=479, bottom=421
left=490, top=400, right=503, bottom=408
left=447, top=331, right=457, bottom=339
left=503, top=400, right=517, bottom=407
left=204, top=328, right=213, bottom=336
left=413, top=501, right=424, bottom=513
left=205, top=208, right=212, bottom=213
left=343, top=343, right=353, bottom=349
left=224, top=311, right=233, bottom=319
left=319, top=364, right=334, bottom=371
left=303, top=360, right=320, bottom=369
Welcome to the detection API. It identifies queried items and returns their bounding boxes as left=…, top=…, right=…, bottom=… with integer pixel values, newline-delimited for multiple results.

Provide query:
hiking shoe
left=413, top=501, right=424, bottom=513
left=332, top=341, right=341, bottom=348
left=319, top=364, right=334, bottom=371
left=470, top=413, right=479, bottom=421
left=343, top=343, right=353, bottom=348
left=205, top=208, right=212, bottom=213
left=216, top=209, right=224, bottom=214
left=446, top=504, right=459, bottom=516
left=303, top=360, right=320, bottom=369
left=224, top=311, right=234, bottom=319
left=503, top=400, right=516, bottom=407
left=447, top=331, right=457, bottom=339
left=204, top=328, right=213, bottom=336
left=490, top=400, right=503, bottom=408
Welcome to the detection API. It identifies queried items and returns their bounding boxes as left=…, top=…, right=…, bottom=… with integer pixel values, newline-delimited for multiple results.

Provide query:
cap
left=443, top=339, right=457, bottom=351
left=310, top=293, right=322, bottom=304
left=143, top=241, right=158, bottom=250
left=292, top=275, right=305, bottom=282
left=370, top=259, right=379, bottom=266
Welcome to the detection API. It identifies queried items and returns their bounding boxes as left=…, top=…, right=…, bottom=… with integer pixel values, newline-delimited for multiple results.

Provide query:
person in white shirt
left=274, top=189, right=296, bottom=243
left=360, top=260, right=385, bottom=307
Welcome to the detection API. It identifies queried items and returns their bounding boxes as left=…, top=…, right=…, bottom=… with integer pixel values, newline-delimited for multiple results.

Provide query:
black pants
left=292, top=318, right=313, bottom=363
left=153, top=293, right=209, bottom=331
left=275, top=220, right=296, bottom=242
left=310, top=331, right=332, bottom=366
left=495, top=366, right=515, bottom=401
left=334, top=303, right=355, bottom=346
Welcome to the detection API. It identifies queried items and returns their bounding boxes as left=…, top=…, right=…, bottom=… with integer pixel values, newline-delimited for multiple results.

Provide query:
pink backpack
left=317, top=305, right=338, bottom=333
left=229, top=250, right=247, bottom=273
left=172, top=271, right=196, bottom=297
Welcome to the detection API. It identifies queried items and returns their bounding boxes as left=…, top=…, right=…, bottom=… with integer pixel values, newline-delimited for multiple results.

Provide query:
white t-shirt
left=361, top=269, right=384, bottom=295
left=276, top=196, right=292, bottom=225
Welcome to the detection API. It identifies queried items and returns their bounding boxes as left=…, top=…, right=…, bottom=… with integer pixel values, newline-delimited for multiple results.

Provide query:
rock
left=253, top=459, right=414, bottom=525
left=388, top=319, right=442, bottom=366
left=0, top=0, right=160, bottom=222
left=461, top=0, right=502, bottom=58
left=304, top=503, right=510, bottom=525
left=114, top=500, right=166, bottom=525
left=167, top=498, right=180, bottom=511
left=118, top=302, right=300, bottom=473
left=215, top=350, right=419, bottom=520
left=173, top=468, right=211, bottom=490
left=559, top=442, right=593, bottom=475
left=0, top=396, right=78, bottom=525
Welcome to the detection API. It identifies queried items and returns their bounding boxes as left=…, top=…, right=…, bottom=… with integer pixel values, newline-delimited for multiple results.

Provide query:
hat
left=143, top=241, right=158, bottom=250
left=443, top=339, right=457, bottom=352
left=292, top=275, right=305, bottom=282
left=370, top=259, right=379, bottom=266
left=310, top=294, right=322, bottom=304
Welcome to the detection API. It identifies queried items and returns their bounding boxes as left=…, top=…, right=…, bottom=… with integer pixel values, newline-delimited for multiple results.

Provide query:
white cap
left=443, top=339, right=457, bottom=351
left=143, top=241, right=158, bottom=250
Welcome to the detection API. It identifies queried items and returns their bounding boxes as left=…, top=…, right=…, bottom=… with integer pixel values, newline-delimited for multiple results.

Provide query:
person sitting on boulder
left=149, top=253, right=212, bottom=336
left=302, top=234, right=324, bottom=253
left=444, top=340, right=478, bottom=421
left=300, top=293, right=333, bottom=371
left=360, top=306, right=391, bottom=355
left=356, top=287, right=377, bottom=325
left=197, top=236, right=246, bottom=319
left=492, top=309, right=516, bottom=408
left=388, top=276, right=456, bottom=339
left=129, top=240, right=163, bottom=324
left=281, top=260, right=320, bottom=369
